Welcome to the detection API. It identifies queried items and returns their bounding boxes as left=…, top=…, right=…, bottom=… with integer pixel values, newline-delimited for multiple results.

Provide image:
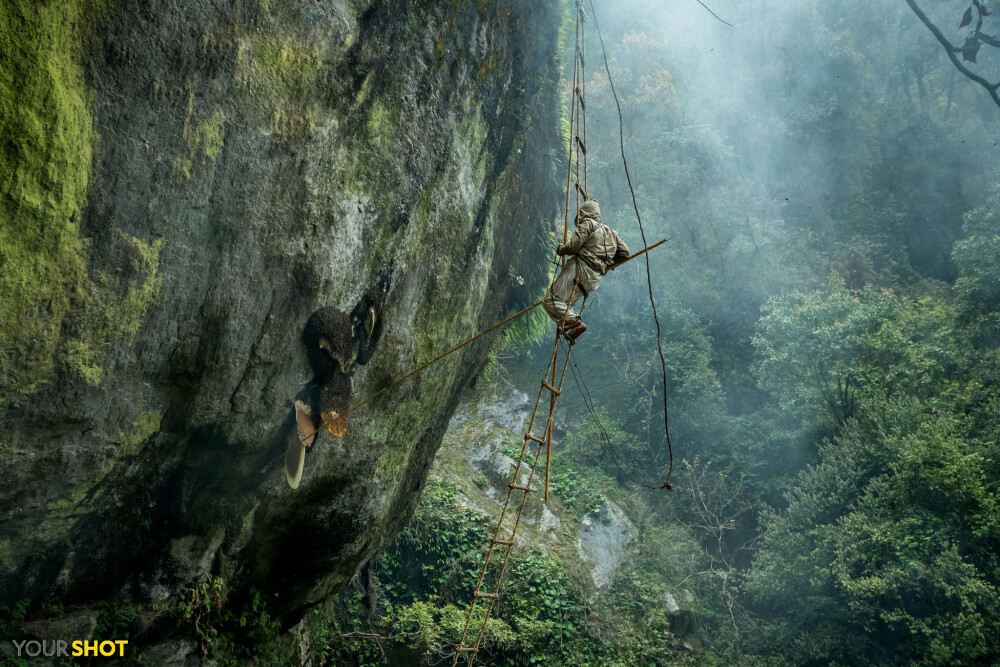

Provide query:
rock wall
left=0, top=0, right=564, bottom=631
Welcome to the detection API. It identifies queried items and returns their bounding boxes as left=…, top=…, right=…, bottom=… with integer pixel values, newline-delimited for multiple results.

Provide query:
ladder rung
left=457, top=646, right=477, bottom=652
left=491, top=538, right=514, bottom=546
left=510, top=483, right=532, bottom=492
left=474, top=591, right=499, bottom=599
left=542, top=380, right=561, bottom=396
left=575, top=136, right=587, bottom=155
left=575, top=182, right=588, bottom=199
left=579, top=95, right=586, bottom=110
left=525, top=432, right=544, bottom=444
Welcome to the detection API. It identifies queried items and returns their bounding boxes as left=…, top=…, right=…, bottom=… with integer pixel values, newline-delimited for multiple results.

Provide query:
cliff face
left=0, top=0, right=563, bottom=630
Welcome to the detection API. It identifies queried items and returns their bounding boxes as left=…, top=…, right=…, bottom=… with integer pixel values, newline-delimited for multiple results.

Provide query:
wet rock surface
left=0, top=0, right=563, bottom=636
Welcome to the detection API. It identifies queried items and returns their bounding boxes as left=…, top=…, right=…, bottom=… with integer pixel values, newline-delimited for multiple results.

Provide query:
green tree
left=746, top=397, right=1000, bottom=665
left=753, top=280, right=962, bottom=430
left=953, top=184, right=1000, bottom=333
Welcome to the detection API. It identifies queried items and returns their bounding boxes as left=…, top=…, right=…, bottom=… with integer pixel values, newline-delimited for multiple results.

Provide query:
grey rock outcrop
left=577, top=499, right=635, bottom=587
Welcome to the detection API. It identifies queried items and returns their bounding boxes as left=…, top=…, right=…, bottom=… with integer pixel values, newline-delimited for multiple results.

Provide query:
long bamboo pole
left=343, top=238, right=669, bottom=417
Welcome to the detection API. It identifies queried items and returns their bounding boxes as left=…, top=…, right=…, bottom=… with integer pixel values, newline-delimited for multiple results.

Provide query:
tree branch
left=903, top=0, right=1000, bottom=108
left=978, top=31, right=1000, bottom=48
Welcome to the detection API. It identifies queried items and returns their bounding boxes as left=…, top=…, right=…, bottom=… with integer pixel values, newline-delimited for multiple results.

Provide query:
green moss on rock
left=0, top=0, right=158, bottom=397
left=45, top=408, right=163, bottom=525
left=66, top=235, right=166, bottom=385
left=174, top=93, right=226, bottom=179
left=365, top=100, right=399, bottom=149
left=120, top=409, right=164, bottom=457
left=239, top=34, right=328, bottom=143
left=0, top=0, right=98, bottom=404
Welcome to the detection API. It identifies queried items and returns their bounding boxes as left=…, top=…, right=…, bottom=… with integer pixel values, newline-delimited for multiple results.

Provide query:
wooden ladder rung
left=456, top=646, right=477, bottom=652
left=474, top=591, right=499, bottom=599
left=575, top=181, right=588, bottom=199
left=575, top=136, right=587, bottom=155
left=542, top=380, right=561, bottom=396
left=510, top=483, right=532, bottom=492
left=525, top=432, right=544, bottom=444
left=491, top=537, right=514, bottom=546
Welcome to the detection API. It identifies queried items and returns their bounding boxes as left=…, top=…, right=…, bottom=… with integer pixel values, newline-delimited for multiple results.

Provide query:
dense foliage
left=309, top=475, right=711, bottom=666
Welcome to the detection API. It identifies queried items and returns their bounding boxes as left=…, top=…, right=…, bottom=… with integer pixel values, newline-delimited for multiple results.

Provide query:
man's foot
left=558, top=319, right=579, bottom=334
left=558, top=319, right=581, bottom=337
left=565, top=320, right=587, bottom=343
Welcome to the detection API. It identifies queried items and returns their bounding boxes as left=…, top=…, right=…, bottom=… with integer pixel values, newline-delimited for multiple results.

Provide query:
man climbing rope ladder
left=543, top=199, right=630, bottom=341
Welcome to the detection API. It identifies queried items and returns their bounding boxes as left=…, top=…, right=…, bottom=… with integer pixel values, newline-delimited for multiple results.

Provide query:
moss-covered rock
left=0, top=0, right=565, bottom=651
left=0, top=0, right=97, bottom=402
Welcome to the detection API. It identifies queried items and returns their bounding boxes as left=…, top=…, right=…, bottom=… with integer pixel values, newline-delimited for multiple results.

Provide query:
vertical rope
left=587, top=0, right=674, bottom=483
left=562, top=15, right=580, bottom=245
left=580, top=5, right=589, bottom=193
left=574, top=77, right=581, bottom=217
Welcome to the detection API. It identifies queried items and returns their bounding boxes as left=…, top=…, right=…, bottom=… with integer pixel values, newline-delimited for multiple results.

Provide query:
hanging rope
left=587, top=0, right=675, bottom=485
left=694, top=0, right=734, bottom=27
left=566, top=343, right=672, bottom=489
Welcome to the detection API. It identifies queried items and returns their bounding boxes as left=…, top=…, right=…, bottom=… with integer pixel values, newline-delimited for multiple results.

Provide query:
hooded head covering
left=575, top=199, right=602, bottom=226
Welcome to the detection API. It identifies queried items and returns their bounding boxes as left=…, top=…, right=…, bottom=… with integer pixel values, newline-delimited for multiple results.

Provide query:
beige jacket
left=556, top=200, right=630, bottom=292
